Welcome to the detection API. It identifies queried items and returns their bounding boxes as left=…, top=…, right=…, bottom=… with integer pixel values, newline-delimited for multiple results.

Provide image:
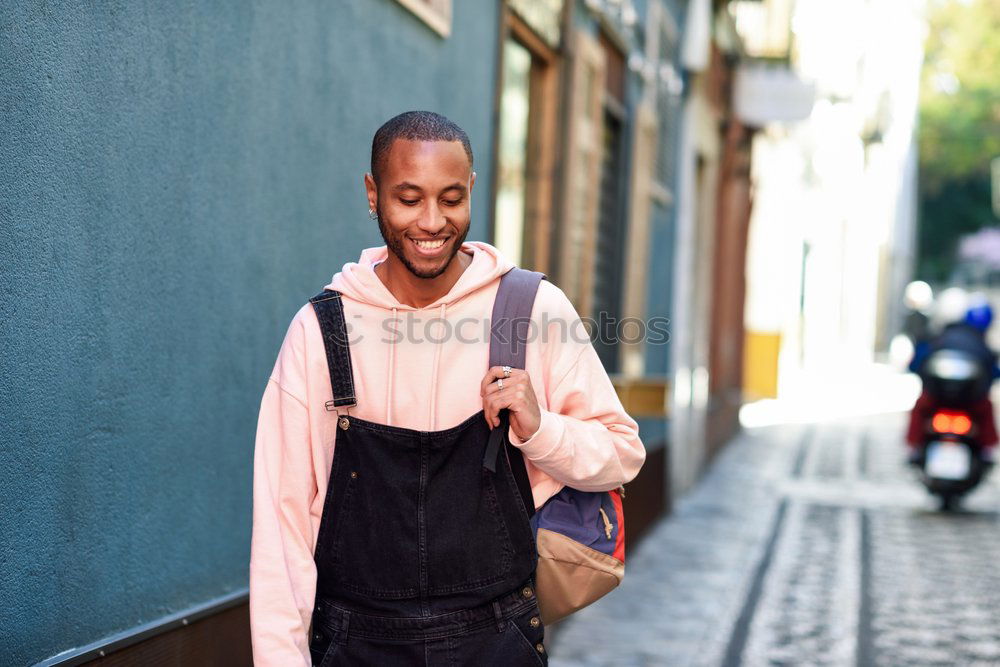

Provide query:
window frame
left=488, top=5, right=565, bottom=273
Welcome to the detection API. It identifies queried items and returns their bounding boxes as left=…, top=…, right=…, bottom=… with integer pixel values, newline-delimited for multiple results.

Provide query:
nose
left=416, top=202, right=447, bottom=236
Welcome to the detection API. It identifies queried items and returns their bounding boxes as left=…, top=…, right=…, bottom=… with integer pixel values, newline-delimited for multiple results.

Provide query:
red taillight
left=952, top=414, right=972, bottom=435
left=931, top=411, right=972, bottom=435
left=931, top=413, right=951, bottom=433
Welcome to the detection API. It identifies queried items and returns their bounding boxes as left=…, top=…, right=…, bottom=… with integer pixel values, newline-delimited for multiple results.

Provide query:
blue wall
left=0, top=2, right=500, bottom=663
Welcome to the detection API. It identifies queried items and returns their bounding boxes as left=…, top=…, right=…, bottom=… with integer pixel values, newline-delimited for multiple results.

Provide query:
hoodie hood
left=323, top=241, right=515, bottom=429
left=326, top=240, right=516, bottom=311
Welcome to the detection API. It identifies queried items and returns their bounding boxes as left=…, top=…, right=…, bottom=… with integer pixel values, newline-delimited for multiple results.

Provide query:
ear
left=469, top=170, right=477, bottom=191
left=363, top=172, right=378, bottom=211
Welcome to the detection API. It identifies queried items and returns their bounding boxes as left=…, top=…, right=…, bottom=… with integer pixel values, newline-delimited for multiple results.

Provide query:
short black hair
left=370, top=111, right=474, bottom=186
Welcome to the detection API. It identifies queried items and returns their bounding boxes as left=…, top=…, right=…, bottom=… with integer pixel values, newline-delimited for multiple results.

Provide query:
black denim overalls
left=306, top=286, right=547, bottom=666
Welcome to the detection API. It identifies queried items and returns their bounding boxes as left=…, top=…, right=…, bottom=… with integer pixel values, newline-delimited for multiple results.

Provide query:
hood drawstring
left=428, top=303, right=446, bottom=430
left=326, top=243, right=517, bottom=430
left=386, top=306, right=397, bottom=425
left=385, top=303, right=446, bottom=430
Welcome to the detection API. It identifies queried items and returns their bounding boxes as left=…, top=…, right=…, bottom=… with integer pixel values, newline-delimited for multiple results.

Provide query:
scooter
left=916, top=349, right=994, bottom=510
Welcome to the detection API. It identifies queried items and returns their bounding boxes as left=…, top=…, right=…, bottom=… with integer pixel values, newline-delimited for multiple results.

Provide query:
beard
left=375, top=203, right=470, bottom=279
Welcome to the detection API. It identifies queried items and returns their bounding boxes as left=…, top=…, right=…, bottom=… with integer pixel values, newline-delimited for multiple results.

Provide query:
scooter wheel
left=939, top=494, right=960, bottom=512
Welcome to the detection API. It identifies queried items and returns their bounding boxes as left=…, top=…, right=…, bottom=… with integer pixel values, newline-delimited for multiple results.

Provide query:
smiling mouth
left=408, top=236, right=450, bottom=254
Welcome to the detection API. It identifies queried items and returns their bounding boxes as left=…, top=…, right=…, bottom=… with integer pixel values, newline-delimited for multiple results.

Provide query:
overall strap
left=308, top=290, right=358, bottom=411
left=484, top=267, right=546, bottom=518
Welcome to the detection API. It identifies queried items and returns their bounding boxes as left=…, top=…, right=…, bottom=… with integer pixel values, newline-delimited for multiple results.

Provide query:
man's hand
left=480, top=366, right=541, bottom=441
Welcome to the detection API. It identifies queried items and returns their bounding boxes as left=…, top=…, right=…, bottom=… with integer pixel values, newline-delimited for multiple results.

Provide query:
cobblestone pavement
left=549, top=410, right=1000, bottom=666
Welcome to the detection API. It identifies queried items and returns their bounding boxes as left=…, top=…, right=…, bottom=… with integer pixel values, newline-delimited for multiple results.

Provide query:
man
left=906, top=300, right=999, bottom=464
left=249, top=111, right=646, bottom=665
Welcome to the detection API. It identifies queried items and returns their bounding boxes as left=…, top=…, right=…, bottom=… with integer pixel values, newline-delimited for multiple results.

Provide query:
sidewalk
left=550, top=419, right=806, bottom=666
left=550, top=399, right=1000, bottom=666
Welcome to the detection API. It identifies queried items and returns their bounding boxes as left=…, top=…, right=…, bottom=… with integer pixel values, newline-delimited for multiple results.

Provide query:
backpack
left=485, top=267, right=626, bottom=625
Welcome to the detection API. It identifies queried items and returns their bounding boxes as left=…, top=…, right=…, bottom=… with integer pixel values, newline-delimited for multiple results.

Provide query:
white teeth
left=412, top=238, right=446, bottom=249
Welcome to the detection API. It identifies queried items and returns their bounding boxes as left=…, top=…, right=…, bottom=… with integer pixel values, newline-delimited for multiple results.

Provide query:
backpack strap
left=484, top=267, right=546, bottom=518
left=308, top=290, right=358, bottom=411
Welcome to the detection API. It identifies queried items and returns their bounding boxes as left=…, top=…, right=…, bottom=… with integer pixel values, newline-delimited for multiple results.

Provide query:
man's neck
left=374, top=247, right=473, bottom=308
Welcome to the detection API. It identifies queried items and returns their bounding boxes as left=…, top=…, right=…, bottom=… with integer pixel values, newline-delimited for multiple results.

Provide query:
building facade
left=0, top=0, right=787, bottom=662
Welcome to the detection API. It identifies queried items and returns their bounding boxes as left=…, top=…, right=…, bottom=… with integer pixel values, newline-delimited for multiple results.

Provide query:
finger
left=483, top=394, right=498, bottom=429
left=480, top=366, right=521, bottom=396
left=482, top=366, right=514, bottom=395
left=483, top=391, right=514, bottom=429
left=496, top=387, right=525, bottom=424
left=484, top=393, right=499, bottom=428
left=482, top=376, right=513, bottom=398
left=482, top=383, right=500, bottom=428
left=480, top=367, right=502, bottom=396
left=482, top=373, right=523, bottom=401
left=484, top=380, right=524, bottom=406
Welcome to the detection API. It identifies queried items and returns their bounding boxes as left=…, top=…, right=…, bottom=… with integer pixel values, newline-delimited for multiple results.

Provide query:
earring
left=368, top=208, right=378, bottom=220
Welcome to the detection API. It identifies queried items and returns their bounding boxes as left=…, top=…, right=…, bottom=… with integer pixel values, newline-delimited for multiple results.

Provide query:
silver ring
left=497, top=378, right=504, bottom=391
left=502, top=365, right=512, bottom=378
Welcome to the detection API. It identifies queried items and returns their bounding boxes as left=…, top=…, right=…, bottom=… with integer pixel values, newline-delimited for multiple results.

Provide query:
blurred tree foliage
left=917, top=0, right=1000, bottom=282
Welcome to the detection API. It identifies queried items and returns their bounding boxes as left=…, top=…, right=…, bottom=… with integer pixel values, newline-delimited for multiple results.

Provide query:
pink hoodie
left=249, top=241, right=646, bottom=666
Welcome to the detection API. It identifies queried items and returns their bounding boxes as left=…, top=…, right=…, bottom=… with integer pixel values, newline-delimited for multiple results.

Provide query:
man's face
left=368, top=139, right=476, bottom=280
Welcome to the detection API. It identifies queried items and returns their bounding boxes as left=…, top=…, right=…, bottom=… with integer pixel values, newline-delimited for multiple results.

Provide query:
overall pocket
left=328, top=443, right=423, bottom=598
left=308, top=623, right=343, bottom=667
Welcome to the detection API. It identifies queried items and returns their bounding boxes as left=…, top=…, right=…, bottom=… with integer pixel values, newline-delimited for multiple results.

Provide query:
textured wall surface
left=0, top=2, right=499, bottom=663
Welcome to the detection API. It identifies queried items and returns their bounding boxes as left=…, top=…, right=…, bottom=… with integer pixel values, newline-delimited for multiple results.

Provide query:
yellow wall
left=743, top=330, right=781, bottom=399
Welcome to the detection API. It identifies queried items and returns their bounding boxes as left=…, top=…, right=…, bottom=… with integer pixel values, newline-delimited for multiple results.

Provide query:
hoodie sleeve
left=507, top=281, right=646, bottom=493
left=249, top=310, right=320, bottom=667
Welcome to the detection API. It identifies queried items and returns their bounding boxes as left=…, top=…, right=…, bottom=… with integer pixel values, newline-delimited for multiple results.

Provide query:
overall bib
left=306, top=288, right=547, bottom=666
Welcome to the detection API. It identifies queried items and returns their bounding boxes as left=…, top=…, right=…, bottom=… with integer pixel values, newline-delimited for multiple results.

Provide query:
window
left=590, top=31, right=629, bottom=373
left=619, top=0, right=681, bottom=378
left=653, top=9, right=683, bottom=200
left=506, top=0, right=563, bottom=48
left=494, top=40, right=533, bottom=267
left=490, top=5, right=564, bottom=272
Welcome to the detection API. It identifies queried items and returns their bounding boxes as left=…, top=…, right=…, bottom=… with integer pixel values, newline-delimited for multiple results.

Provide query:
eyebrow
left=392, top=182, right=467, bottom=196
